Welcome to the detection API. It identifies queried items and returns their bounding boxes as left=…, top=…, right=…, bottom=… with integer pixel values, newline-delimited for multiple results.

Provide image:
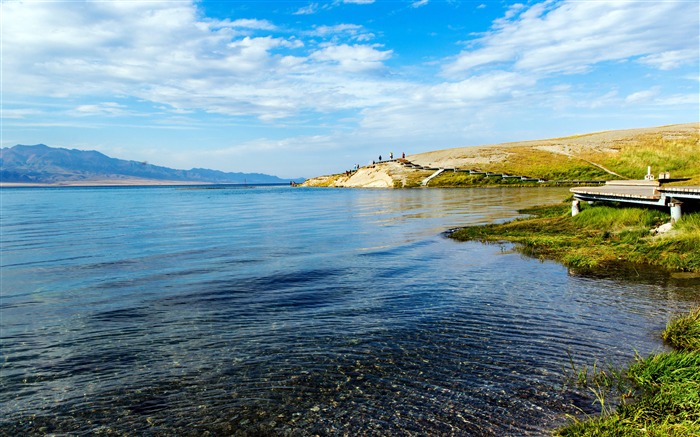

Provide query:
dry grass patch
left=586, top=134, right=700, bottom=181
left=484, top=147, right=611, bottom=180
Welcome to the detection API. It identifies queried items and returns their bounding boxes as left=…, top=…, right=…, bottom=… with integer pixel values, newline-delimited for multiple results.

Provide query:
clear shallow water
left=1, top=186, right=698, bottom=435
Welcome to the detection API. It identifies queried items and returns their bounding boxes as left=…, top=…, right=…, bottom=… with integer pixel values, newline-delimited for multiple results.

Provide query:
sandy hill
left=302, top=123, right=699, bottom=188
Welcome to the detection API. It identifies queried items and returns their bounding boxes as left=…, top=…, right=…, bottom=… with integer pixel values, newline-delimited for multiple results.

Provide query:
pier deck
left=571, top=184, right=700, bottom=205
left=570, top=183, right=662, bottom=205
left=658, top=186, right=700, bottom=200
left=570, top=181, right=700, bottom=219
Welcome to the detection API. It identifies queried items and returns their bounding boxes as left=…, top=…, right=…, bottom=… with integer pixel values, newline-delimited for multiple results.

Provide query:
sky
left=2, top=0, right=699, bottom=179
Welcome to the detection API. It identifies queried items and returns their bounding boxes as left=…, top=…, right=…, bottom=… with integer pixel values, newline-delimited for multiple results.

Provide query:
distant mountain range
left=0, top=144, right=302, bottom=185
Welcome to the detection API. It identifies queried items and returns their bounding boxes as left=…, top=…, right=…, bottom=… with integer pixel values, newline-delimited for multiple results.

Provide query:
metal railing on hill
left=397, top=159, right=606, bottom=185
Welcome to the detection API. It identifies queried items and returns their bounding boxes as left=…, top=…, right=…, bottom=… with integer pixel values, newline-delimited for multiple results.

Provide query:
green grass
left=426, top=129, right=700, bottom=186
left=426, top=131, right=699, bottom=185
left=449, top=201, right=700, bottom=273
left=556, top=309, right=700, bottom=436
left=393, top=169, right=433, bottom=188
left=485, top=148, right=612, bottom=181
left=428, top=172, right=542, bottom=187
left=450, top=200, right=700, bottom=434
left=594, top=135, right=700, bottom=182
left=304, top=125, right=700, bottom=188
left=663, top=309, right=700, bottom=351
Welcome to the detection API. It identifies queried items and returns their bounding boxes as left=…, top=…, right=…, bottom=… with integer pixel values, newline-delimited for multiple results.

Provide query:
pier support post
left=670, top=201, right=683, bottom=223
left=572, top=200, right=580, bottom=217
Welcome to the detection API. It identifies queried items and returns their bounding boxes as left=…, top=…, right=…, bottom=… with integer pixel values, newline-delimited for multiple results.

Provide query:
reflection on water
left=1, top=186, right=698, bottom=435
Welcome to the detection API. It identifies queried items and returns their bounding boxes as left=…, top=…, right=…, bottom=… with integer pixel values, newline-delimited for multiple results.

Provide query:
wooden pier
left=570, top=180, right=700, bottom=220
left=396, top=160, right=699, bottom=219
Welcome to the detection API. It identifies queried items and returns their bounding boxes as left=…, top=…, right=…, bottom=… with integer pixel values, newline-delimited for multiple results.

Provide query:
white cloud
left=147, top=134, right=344, bottom=177
left=307, top=23, right=376, bottom=43
left=0, top=109, right=42, bottom=120
left=5, top=1, right=222, bottom=94
left=216, top=135, right=336, bottom=156
left=311, top=44, right=393, bottom=72
left=311, top=24, right=366, bottom=38
left=228, top=19, right=277, bottom=30
left=294, top=3, right=320, bottom=15
left=502, top=3, right=525, bottom=20
left=625, top=89, right=659, bottom=104
left=639, top=50, right=698, bottom=71
left=343, top=0, right=375, bottom=4
left=3, top=0, right=697, bottom=176
left=2, top=1, right=395, bottom=121
left=355, top=71, right=537, bottom=141
left=74, top=102, right=130, bottom=116
left=655, top=94, right=700, bottom=106
left=412, top=0, right=429, bottom=8
left=433, top=72, right=536, bottom=102
left=444, top=0, right=700, bottom=77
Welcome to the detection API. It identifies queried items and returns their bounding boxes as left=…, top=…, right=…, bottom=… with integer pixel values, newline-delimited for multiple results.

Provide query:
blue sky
left=2, top=0, right=698, bottom=179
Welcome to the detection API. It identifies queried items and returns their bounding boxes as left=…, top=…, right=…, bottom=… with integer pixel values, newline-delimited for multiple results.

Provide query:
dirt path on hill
left=302, top=123, right=699, bottom=188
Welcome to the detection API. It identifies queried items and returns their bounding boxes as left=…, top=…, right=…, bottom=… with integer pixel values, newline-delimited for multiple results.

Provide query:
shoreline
left=447, top=198, right=700, bottom=434
left=556, top=307, right=700, bottom=435
left=0, top=180, right=211, bottom=188
left=448, top=200, right=700, bottom=274
left=0, top=180, right=294, bottom=188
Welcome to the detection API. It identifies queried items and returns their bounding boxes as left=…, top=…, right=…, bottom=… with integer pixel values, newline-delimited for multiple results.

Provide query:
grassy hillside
left=592, top=134, right=700, bottom=182
left=301, top=123, right=699, bottom=188
left=415, top=123, right=700, bottom=187
left=480, top=149, right=612, bottom=181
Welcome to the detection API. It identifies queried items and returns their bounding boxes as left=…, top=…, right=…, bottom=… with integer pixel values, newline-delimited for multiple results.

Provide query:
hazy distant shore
left=0, top=179, right=212, bottom=188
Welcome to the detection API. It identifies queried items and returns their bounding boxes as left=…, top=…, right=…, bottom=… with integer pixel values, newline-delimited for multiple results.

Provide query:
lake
left=2, top=186, right=698, bottom=435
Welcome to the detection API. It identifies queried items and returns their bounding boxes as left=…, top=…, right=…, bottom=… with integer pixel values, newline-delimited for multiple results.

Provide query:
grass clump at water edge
left=663, top=308, right=700, bottom=351
left=448, top=200, right=700, bottom=273
left=556, top=308, right=700, bottom=436
left=450, top=199, right=700, bottom=433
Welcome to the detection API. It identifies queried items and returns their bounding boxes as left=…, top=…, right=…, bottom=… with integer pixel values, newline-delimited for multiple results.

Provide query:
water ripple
left=1, top=186, right=698, bottom=436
